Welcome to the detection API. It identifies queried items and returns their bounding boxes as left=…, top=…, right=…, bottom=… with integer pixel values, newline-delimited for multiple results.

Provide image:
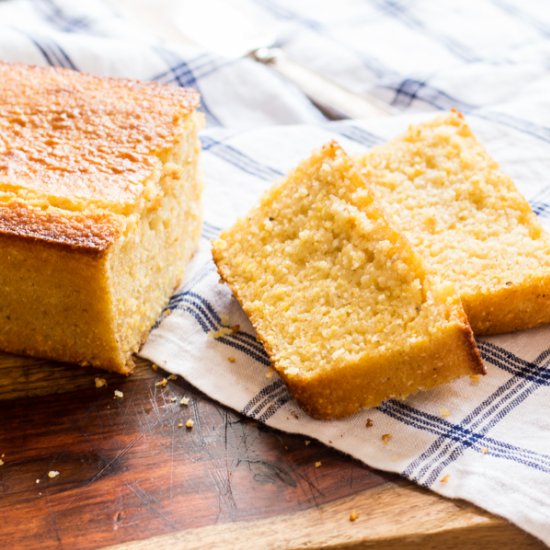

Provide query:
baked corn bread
left=212, top=143, right=483, bottom=419
left=357, top=111, right=550, bottom=335
left=0, top=62, right=202, bottom=373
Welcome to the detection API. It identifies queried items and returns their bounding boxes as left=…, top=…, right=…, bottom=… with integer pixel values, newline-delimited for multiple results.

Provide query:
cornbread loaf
left=357, top=111, right=550, bottom=334
left=212, top=143, right=483, bottom=419
left=0, top=62, right=202, bottom=373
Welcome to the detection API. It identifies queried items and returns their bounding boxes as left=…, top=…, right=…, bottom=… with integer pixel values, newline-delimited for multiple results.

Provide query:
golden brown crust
left=0, top=61, right=199, bottom=208
left=457, top=309, right=485, bottom=374
left=0, top=200, right=120, bottom=255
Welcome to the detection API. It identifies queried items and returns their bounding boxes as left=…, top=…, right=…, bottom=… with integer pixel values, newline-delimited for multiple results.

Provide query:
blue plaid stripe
left=36, top=0, right=92, bottom=33
left=372, top=0, right=480, bottom=63
left=381, top=400, right=550, bottom=473
left=402, top=342, right=550, bottom=485
left=24, top=32, right=78, bottom=70
left=254, top=0, right=395, bottom=79
left=329, top=122, right=384, bottom=148
left=166, top=289, right=271, bottom=365
left=154, top=47, right=222, bottom=127
left=201, top=221, right=222, bottom=240
left=202, top=136, right=284, bottom=180
left=384, top=78, right=550, bottom=144
left=492, top=0, right=550, bottom=37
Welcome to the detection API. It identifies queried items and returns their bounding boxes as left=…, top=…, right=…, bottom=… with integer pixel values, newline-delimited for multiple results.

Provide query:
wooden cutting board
left=0, top=353, right=544, bottom=549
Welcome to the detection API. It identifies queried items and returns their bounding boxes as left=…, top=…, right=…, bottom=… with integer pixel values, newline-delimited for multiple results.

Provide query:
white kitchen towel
left=141, top=112, right=550, bottom=546
left=2, top=0, right=550, bottom=545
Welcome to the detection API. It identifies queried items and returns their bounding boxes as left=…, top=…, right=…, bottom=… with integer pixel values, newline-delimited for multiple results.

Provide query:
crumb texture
left=213, top=143, right=482, bottom=418
left=358, top=111, right=550, bottom=333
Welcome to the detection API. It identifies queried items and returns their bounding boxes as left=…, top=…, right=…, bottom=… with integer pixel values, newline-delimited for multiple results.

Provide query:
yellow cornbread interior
left=213, top=143, right=481, bottom=418
left=357, top=111, right=550, bottom=334
left=0, top=113, right=202, bottom=373
left=108, top=114, right=203, bottom=368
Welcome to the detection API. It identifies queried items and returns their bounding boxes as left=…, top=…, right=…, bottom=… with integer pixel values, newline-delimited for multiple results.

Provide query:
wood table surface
left=0, top=352, right=544, bottom=549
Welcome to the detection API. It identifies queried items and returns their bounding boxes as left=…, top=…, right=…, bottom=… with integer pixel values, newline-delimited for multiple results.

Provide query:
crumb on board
left=167, top=374, right=178, bottom=381
left=0, top=459, right=4, bottom=466
left=440, top=407, right=451, bottom=418
left=227, top=356, right=236, bottom=363
left=114, top=390, right=124, bottom=399
left=481, top=447, right=489, bottom=454
left=381, top=433, right=392, bottom=445
left=185, top=419, right=194, bottom=429
left=177, top=422, right=184, bottom=428
left=304, top=440, right=311, bottom=446
left=155, top=378, right=168, bottom=388
left=170, top=396, right=177, bottom=403
left=94, top=377, right=107, bottom=389
left=366, top=418, right=374, bottom=428
left=36, top=479, right=40, bottom=484
left=265, top=369, right=274, bottom=379
left=349, top=511, right=359, bottom=522
left=48, top=471, right=60, bottom=479
left=290, top=410, right=300, bottom=420
left=314, top=461, right=322, bottom=468
left=151, top=364, right=159, bottom=372
left=470, top=374, right=481, bottom=385
left=180, top=396, right=190, bottom=406
left=440, top=474, right=450, bottom=484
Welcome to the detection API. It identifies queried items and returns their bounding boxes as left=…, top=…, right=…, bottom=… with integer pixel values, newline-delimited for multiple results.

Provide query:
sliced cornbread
left=212, top=143, right=483, bottom=419
left=357, top=111, right=550, bottom=334
left=0, top=62, right=202, bottom=373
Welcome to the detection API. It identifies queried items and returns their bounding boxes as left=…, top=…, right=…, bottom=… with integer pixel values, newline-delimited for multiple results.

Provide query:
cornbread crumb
left=170, top=396, right=178, bottom=403
left=440, top=407, right=451, bottom=418
left=114, top=390, right=124, bottom=399
left=155, top=378, right=168, bottom=388
left=481, top=447, right=489, bottom=454
left=212, top=142, right=482, bottom=419
left=265, top=369, right=274, bottom=379
left=314, top=461, right=322, bottom=468
left=36, top=479, right=40, bottom=484
left=470, top=374, right=481, bottom=385
left=167, top=374, right=178, bottom=381
left=94, top=377, right=107, bottom=389
left=208, top=326, right=239, bottom=339
left=381, top=434, right=392, bottom=445
left=48, top=471, right=60, bottom=479
left=305, top=440, right=311, bottom=446
left=177, top=421, right=184, bottom=428
left=357, top=111, right=550, bottom=335
left=349, top=511, right=359, bottom=522
left=151, top=364, right=159, bottom=372
left=0, top=459, right=4, bottom=466
left=185, top=419, right=194, bottom=429
left=180, top=396, right=190, bottom=406
left=366, top=418, right=374, bottom=428
left=440, top=474, right=450, bottom=484
left=227, top=356, right=236, bottom=363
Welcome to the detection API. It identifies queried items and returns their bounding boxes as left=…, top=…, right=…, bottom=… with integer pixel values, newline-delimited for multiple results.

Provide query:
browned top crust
left=0, top=61, right=199, bottom=209
left=0, top=200, right=120, bottom=254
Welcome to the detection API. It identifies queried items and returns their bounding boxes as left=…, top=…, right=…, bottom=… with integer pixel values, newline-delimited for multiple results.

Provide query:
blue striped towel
left=2, top=0, right=550, bottom=544
left=142, top=114, right=550, bottom=545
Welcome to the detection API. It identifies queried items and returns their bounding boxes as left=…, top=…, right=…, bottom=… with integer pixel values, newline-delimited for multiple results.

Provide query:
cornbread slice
left=212, top=143, right=483, bottom=419
left=0, top=62, right=203, bottom=373
left=357, top=111, right=550, bottom=334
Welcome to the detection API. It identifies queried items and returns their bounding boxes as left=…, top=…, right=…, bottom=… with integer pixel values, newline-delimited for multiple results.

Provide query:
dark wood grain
left=0, top=354, right=394, bottom=550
